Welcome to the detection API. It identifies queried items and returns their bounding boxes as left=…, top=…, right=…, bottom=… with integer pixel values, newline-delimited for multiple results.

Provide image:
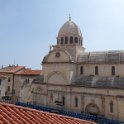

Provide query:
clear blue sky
left=1, top=0, right=124, bottom=69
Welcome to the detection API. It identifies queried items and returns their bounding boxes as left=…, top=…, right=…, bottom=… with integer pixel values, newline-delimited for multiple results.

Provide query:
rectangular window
left=75, top=97, right=78, bottom=107
left=7, top=86, right=10, bottom=91
left=112, top=66, right=115, bottom=75
left=110, top=101, right=113, bottom=113
left=0, top=79, right=1, bottom=85
left=62, top=96, right=65, bottom=106
left=80, top=66, right=83, bottom=74
left=65, top=36, right=68, bottom=44
left=95, top=66, right=98, bottom=75
left=61, top=37, right=64, bottom=44
left=8, top=77, right=11, bottom=82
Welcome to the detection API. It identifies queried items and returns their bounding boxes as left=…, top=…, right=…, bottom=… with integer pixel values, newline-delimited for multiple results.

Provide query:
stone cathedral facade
left=21, top=18, right=124, bottom=121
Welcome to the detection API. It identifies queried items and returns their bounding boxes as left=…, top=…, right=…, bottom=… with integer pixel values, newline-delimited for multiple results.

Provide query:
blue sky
left=1, top=0, right=124, bottom=69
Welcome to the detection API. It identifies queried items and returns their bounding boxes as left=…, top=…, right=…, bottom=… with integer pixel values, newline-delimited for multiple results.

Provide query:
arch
left=70, top=36, right=73, bottom=44
left=47, top=71, right=68, bottom=85
left=85, top=103, right=100, bottom=114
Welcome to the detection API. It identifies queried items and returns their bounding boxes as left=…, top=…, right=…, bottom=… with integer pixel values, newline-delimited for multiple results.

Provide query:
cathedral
left=21, top=17, right=124, bottom=121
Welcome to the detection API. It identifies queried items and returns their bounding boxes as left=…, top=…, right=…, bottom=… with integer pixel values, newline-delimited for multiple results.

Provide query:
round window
left=55, top=52, right=60, bottom=57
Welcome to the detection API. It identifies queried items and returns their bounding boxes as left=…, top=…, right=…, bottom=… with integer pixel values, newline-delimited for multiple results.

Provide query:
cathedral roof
left=72, top=76, right=124, bottom=89
left=58, top=18, right=82, bottom=37
left=78, top=50, right=124, bottom=64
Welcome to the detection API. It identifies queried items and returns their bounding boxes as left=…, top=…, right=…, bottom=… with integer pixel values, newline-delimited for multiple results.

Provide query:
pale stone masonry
left=0, top=65, right=41, bottom=103
left=21, top=18, right=124, bottom=121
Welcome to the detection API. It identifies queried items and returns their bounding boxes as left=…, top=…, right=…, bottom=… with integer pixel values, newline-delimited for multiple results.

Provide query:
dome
left=57, top=17, right=83, bottom=46
left=58, top=19, right=82, bottom=37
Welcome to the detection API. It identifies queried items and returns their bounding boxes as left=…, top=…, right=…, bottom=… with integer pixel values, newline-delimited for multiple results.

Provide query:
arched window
left=65, top=36, right=68, bottom=44
left=112, top=66, right=115, bottom=75
left=95, top=66, right=98, bottom=75
left=75, top=97, right=78, bottom=107
left=61, top=37, right=64, bottom=44
left=62, top=96, right=65, bottom=106
left=70, top=36, right=73, bottom=44
left=75, top=37, right=78, bottom=43
left=80, top=66, right=83, bottom=74
left=110, top=101, right=113, bottom=113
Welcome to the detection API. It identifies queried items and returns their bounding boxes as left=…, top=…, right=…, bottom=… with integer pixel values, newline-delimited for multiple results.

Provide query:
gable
left=43, top=50, right=73, bottom=63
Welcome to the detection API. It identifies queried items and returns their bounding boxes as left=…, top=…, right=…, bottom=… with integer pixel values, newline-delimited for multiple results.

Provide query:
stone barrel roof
left=72, top=76, right=124, bottom=89
left=78, top=50, right=124, bottom=64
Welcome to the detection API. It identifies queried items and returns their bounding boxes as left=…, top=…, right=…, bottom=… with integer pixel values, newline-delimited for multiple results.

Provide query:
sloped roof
left=0, top=65, right=25, bottom=74
left=72, top=76, right=124, bottom=89
left=78, top=50, right=124, bottom=64
left=0, top=65, right=41, bottom=76
left=0, top=74, right=6, bottom=78
left=0, top=103, right=95, bottom=124
left=15, top=69, right=41, bottom=76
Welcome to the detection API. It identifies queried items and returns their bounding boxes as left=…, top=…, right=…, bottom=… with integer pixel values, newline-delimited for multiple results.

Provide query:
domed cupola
left=57, top=16, right=83, bottom=46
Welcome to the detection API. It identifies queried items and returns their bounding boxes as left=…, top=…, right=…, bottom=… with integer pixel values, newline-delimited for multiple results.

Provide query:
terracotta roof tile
left=15, top=69, right=41, bottom=75
left=0, top=66, right=25, bottom=73
left=0, top=103, right=96, bottom=124
left=0, top=65, right=41, bottom=76
left=0, top=74, right=6, bottom=78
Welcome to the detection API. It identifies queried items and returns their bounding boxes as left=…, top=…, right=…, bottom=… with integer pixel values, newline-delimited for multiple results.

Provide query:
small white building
left=0, top=65, right=41, bottom=103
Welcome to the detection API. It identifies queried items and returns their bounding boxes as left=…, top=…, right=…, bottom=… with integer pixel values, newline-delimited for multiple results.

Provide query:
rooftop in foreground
left=0, top=102, right=96, bottom=124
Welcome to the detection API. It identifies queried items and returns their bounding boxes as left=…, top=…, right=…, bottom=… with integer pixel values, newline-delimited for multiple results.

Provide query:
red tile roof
left=0, top=103, right=96, bottom=124
left=0, top=65, right=25, bottom=74
left=15, top=69, right=41, bottom=76
left=0, top=74, right=6, bottom=78
left=0, top=65, right=41, bottom=76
